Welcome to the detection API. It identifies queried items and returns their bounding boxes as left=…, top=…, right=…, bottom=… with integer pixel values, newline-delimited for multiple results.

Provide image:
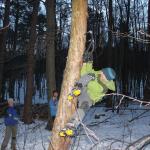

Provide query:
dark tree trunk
left=23, top=0, right=40, bottom=124
left=13, top=0, right=19, bottom=52
left=144, top=0, right=150, bottom=101
left=45, top=0, right=56, bottom=130
left=46, top=0, right=56, bottom=100
left=122, top=0, right=130, bottom=95
left=8, top=76, right=15, bottom=98
left=107, top=0, right=113, bottom=66
left=0, top=0, right=10, bottom=101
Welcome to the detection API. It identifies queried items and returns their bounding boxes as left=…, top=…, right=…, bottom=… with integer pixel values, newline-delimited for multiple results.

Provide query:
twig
left=128, top=110, right=150, bottom=122
left=105, top=93, right=150, bottom=107
left=87, top=116, right=112, bottom=127
left=0, top=24, right=10, bottom=33
left=126, top=135, right=150, bottom=150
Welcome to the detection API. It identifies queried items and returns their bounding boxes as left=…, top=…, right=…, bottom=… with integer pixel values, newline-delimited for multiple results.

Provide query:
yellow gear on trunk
left=72, top=89, right=81, bottom=96
left=59, top=131, right=66, bottom=137
left=59, top=129, right=74, bottom=137
left=65, top=129, right=74, bottom=136
left=67, top=94, right=74, bottom=101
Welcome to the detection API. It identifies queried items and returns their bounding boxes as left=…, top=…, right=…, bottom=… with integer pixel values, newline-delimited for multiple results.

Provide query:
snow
left=0, top=120, right=50, bottom=150
left=71, top=103, right=150, bottom=150
left=1, top=103, right=150, bottom=150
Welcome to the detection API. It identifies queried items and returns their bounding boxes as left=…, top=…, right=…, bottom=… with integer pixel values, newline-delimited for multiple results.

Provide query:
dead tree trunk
left=45, top=0, right=56, bottom=130
left=23, top=0, right=39, bottom=124
left=48, top=0, right=88, bottom=149
left=0, top=0, right=10, bottom=101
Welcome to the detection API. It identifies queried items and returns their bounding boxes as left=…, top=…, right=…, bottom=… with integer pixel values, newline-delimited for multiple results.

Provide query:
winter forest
left=1, top=0, right=150, bottom=150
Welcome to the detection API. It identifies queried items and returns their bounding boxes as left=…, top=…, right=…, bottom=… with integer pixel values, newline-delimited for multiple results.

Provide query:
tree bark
left=107, top=0, right=113, bottom=66
left=46, top=0, right=56, bottom=100
left=45, top=0, right=57, bottom=130
left=0, top=0, right=10, bottom=101
left=122, top=0, right=130, bottom=95
left=144, top=0, right=150, bottom=101
left=13, top=0, right=19, bottom=52
left=48, top=0, right=88, bottom=149
left=23, top=0, right=39, bottom=124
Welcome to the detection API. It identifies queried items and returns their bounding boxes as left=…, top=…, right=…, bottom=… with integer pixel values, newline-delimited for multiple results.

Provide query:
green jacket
left=81, top=62, right=116, bottom=104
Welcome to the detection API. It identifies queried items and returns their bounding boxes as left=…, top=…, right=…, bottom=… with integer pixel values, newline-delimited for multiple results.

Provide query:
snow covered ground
left=0, top=120, right=50, bottom=150
left=71, top=103, right=150, bottom=150
left=1, top=103, right=150, bottom=150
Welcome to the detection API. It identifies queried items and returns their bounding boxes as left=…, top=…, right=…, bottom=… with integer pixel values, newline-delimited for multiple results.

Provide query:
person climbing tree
left=59, top=53, right=116, bottom=137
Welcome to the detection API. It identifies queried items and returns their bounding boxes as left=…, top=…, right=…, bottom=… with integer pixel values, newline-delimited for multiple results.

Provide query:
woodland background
left=0, top=0, right=150, bottom=123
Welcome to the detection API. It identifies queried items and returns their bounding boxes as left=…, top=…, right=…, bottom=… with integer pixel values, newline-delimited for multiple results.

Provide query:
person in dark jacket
left=1, top=98, right=18, bottom=150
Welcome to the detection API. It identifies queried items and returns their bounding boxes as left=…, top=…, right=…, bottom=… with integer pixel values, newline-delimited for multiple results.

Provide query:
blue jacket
left=4, top=107, right=18, bottom=126
left=49, top=98, right=58, bottom=117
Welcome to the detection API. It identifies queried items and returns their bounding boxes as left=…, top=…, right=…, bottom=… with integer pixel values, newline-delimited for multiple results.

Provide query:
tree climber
left=59, top=52, right=116, bottom=137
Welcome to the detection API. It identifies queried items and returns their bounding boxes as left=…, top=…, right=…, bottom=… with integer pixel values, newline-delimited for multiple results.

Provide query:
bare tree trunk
left=122, top=0, right=130, bottom=95
left=0, top=0, right=10, bottom=101
left=107, top=0, right=113, bottom=66
left=144, top=0, right=150, bottom=101
left=23, top=0, right=39, bottom=124
left=46, top=0, right=56, bottom=100
left=48, top=0, right=88, bottom=149
left=13, top=0, right=19, bottom=52
left=8, top=75, right=15, bottom=98
left=45, top=0, right=57, bottom=130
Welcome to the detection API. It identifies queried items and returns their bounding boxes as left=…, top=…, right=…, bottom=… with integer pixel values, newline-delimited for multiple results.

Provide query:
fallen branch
left=105, top=108, right=150, bottom=111
left=105, top=93, right=150, bottom=107
left=128, top=110, right=150, bottom=123
left=87, top=116, right=112, bottom=127
left=126, top=135, right=150, bottom=150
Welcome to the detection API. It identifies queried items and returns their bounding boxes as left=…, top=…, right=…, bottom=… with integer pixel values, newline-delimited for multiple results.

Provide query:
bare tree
left=48, top=0, right=88, bottom=149
left=23, top=0, right=40, bottom=124
left=144, top=0, right=150, bottom=101
left=46, top=0, right=56, bottom=99
left=107, top=0, right=113, bottom=66
left=0, top=0, right=10, bottom=101
left=45, top=0, right=57, bottom=129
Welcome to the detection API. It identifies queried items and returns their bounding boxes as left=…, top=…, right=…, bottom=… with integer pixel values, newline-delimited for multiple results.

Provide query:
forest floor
left=0, top=103, right=150, bottom=150
left=71, top=103, right=150, bottom=150
left=0, top=119, right=50, bottom=150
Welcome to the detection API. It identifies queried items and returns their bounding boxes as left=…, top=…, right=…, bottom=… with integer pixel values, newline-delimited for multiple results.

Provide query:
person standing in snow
left=49, top=90, right=59, bottom=121
left=1, top=98, right=18, bottom=150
